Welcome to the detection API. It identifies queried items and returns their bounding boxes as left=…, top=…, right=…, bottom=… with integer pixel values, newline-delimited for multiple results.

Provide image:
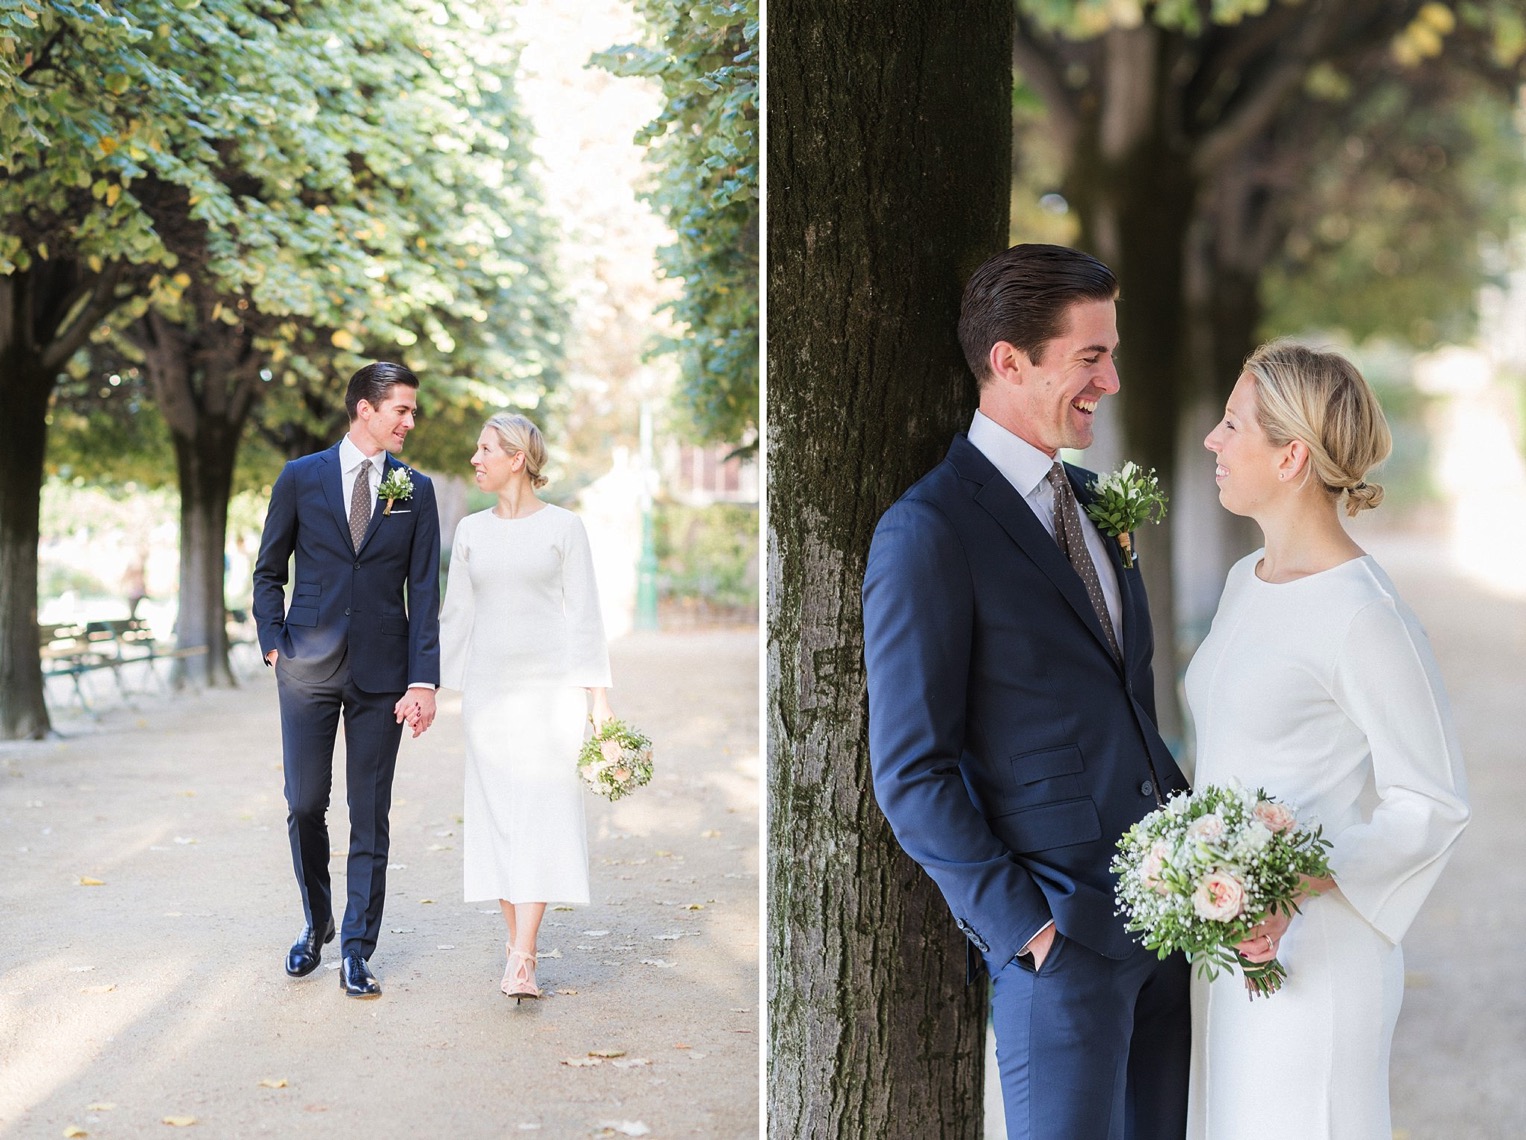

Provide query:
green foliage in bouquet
left=576, top=718, right=654, bottom=802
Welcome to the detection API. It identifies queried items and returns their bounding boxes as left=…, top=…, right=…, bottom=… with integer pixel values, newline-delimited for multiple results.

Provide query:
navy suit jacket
left=863, top=433, right=1186, bottom=972
left=252, top=443, right=441, bottom=693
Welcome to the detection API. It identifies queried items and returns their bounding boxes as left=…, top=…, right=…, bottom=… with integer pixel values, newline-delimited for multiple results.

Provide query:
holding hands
left=395, top=688, right=437, bottom=738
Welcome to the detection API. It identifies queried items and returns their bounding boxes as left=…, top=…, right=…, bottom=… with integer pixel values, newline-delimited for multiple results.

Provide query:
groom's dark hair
left=958, top=244, right=1118, bottom=386
left=346, top=361, right=419, bottom=421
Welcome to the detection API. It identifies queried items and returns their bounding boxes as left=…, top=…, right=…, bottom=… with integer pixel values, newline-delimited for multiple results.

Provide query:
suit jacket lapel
left=320, top=445, right=352, bottom=548
left=1073, top=471, right=1148, bottom=672
left=948, top=436, right=1120, bottom=668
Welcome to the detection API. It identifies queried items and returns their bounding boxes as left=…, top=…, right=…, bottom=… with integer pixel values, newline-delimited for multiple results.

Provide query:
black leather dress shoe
left=285, top=917, right=336, bottom=978
left=340, top=951, right=381, bottom=998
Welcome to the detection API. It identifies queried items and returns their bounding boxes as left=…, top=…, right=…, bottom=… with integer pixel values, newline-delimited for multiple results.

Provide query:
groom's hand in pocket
left=1022, top=924, right=1057, bottom=971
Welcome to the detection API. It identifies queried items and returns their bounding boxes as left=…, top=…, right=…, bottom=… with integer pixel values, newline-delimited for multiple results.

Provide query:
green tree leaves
left=595, top=0, right=758, bottom=445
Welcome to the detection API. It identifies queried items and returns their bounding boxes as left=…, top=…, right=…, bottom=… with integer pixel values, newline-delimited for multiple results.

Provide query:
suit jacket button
left=344, top=608, right=351, bottom=616
left=1140, top=780, right=1154, bottom=797
left=354, top=561, right=361, bottom=570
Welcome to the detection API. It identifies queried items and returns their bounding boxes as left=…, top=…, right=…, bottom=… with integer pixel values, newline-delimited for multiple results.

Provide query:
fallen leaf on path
left=640, top=958, right=676, bottom=968
left=173, top=837, right=196, bottom=845
left=63, top=1126, right=88, bottom=1137
left=551, top=905, right=573, bottom=912
left=426, top=845, right=450, bottom=852
left=435, top=945, right=456, bottom=950
left=257, top=1079, right=287, bottom=1089
left=651, top=933, right=683, bottom=941
left=390, top=927, right=415, bottom=934
left=554, top=988, right=578, bottom=995
left=653, top=850, right=673, bottom=857
left=69, top=965, right=96, bottom=972
left=587, top=1049, right=626, bottom=1058
left=595, top=1121, right=650, bottom=1137
left=387, top=863, right=408, bottom=870
left=85, top=1104, right=115, bottom=1112
left=681, top=903, right=705, bottom=911
left=180, top=791, right=196, bottom=797
left=540, top=947, right=562, bottom=959
left=418, top=898, right=435, bottom=904
left=673, top=1043, right=691, bottom=1050
left=731, top=1008, right=750, bottom=1013
left=582, top=930, right=610, bottom=937
left=561, top=1057, right=601, bottom=1067
left=610, top=1058, right=651, bottom=1069
left=700, top=829, right=721, bottom=838
left=78, top=877, right=105, bottom=887
left=161, top=1116, right=196, bottom=1127
left=81, top=985, right=115, bottom=994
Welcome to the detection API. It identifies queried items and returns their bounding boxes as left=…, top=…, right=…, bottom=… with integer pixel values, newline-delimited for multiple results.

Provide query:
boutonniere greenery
left=378, top=467, right=414, bottom=515
left=1084, top=461, right=1167, bottom=569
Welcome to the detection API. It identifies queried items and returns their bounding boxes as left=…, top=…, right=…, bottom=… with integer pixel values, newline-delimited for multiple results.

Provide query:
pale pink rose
left=1192, top=871, right=1246, bottom=922
left=1138, top=841, right=1171, bottom=895
left=1185, top=814, right=1226, bottom=843
left=1253, top=800, right=1297, bottom=834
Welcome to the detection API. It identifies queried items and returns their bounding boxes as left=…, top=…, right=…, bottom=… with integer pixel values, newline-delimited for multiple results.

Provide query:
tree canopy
left=594, top=0, right=758, bottom=446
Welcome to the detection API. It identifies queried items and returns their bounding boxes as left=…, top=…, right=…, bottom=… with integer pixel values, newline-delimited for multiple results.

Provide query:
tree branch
left=1013, top=16, right=1081, bottom=162
left=40, top=262, right=124, bottom=371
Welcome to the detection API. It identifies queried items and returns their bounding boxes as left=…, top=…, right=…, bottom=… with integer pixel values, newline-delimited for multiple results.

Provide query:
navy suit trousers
left=276, top=649, right=405, bottom=959
left=990, top=937, right=1190, bottom=1140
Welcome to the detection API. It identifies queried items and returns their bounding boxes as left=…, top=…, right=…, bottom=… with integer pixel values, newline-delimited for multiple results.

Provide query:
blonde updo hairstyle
left=485, top=412, right=549, bottom=490
left=1242, top=341, right=1391, bottom=517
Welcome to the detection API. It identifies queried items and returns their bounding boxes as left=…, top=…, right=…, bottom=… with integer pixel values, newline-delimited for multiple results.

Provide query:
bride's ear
left=1279, top=440, right=1310, bottom=482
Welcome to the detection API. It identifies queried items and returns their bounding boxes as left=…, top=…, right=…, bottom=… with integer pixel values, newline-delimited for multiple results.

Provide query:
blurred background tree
left=594, top=0, right=759, bottom=447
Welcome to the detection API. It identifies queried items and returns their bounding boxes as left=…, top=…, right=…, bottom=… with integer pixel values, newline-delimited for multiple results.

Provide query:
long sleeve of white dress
left=1325, top=593, right=1470, bottom=944
left=438, top=522, right=474, bottom=692
left=560, top=515, right=612, bottom=689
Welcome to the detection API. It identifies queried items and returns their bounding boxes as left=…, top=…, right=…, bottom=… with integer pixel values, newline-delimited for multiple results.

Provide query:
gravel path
left=0, top=629, right=759, bottom=1140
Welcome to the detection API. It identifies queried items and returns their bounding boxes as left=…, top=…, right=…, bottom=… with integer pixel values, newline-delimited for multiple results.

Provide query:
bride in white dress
left=439, top=413, right=613, bottom=1001
left=1186, top=342, right=1468, bottom=1139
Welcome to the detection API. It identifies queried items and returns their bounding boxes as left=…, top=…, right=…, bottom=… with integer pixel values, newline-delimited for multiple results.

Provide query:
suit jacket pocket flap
left=295, top=582, right=320, bottom=597
left=380, top=617, right=407, bottom=636
left=1001, top=796, right=1101, bottom=852
left=1011, top=744, right=1084, bottom=784
left=286, top=605, right=318, bottom=627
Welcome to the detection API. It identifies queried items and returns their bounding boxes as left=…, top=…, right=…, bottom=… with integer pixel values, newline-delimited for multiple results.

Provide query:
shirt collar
left=968, top=410, right=1056, bottom=498
left=339, top=434, right=382, bottom=476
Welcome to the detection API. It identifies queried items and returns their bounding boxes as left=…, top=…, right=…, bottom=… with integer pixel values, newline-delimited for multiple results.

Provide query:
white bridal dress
left=439, top=506, right=611, bottom=906
left=1183, top=552, right=1468, bottom=1140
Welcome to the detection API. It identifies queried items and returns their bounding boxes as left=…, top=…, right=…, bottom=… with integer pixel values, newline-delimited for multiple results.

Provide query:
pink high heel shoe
left=501, top=945, right=540, bottom=1002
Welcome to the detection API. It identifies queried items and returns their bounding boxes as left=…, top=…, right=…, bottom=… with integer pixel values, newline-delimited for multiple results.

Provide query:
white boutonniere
left=1084, top=461, right=1167, bottom=569
left=378, top=467, right=414, bottom=516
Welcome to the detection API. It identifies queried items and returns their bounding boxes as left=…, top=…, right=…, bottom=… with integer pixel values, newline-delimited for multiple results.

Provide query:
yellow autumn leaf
left=172, top=272, right=191, bottom=288
left=87, top=255, right=103, bottom=273
left=98, top=137, right=118, bottom=156
left=36, top=242, right=48, bottom=260
left=78, top=876, right=105, bottom=887
left=330, top=329, right=357, bottom=351
left=588, top=1049, right=626, bottom=1058
left=63, top=1126, right=88, bottom=1137
left=161, top=1117, right=196, bottom=1127
left=85, top=1104, right=115, bottom=1112
left=257, top=1078, right=287, bottom=1089
left=105, top=185, right=121, bottom=207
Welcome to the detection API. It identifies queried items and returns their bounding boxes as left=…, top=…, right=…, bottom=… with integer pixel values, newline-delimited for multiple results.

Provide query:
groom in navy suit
left=253, top=362, right=441, bottom=998
left=863, top=245, right=1190, bottom=1138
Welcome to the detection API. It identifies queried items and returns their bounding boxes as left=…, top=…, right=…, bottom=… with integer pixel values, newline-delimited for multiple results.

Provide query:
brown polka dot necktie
left=1046, top=462, right=1121, bottom=663
left=349, top=460, right=373, bottom=552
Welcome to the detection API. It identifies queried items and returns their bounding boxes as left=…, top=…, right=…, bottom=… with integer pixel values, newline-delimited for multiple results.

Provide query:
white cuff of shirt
left=406, top=682, right=436, bottom=691
left=1018, top=919, right=1055, bottom=959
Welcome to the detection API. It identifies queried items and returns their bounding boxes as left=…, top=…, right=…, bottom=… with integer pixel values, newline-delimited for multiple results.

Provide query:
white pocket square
left=386, top=509, right=413, bottom=515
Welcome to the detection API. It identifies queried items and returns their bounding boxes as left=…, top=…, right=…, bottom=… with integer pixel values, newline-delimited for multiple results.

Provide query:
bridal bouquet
left=1111, top=781, right=1331, bottom=998
left=576, top=718, right=654, bottom=801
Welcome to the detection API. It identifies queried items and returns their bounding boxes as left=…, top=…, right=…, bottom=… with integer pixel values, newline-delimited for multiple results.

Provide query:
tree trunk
left=767, top=2, right=1012, bottom=1135
left=0, top=263, right=125, bottom=739
left=0, top=317, right=54, bottom=739
left=138, top=308, right=262, bottom=689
